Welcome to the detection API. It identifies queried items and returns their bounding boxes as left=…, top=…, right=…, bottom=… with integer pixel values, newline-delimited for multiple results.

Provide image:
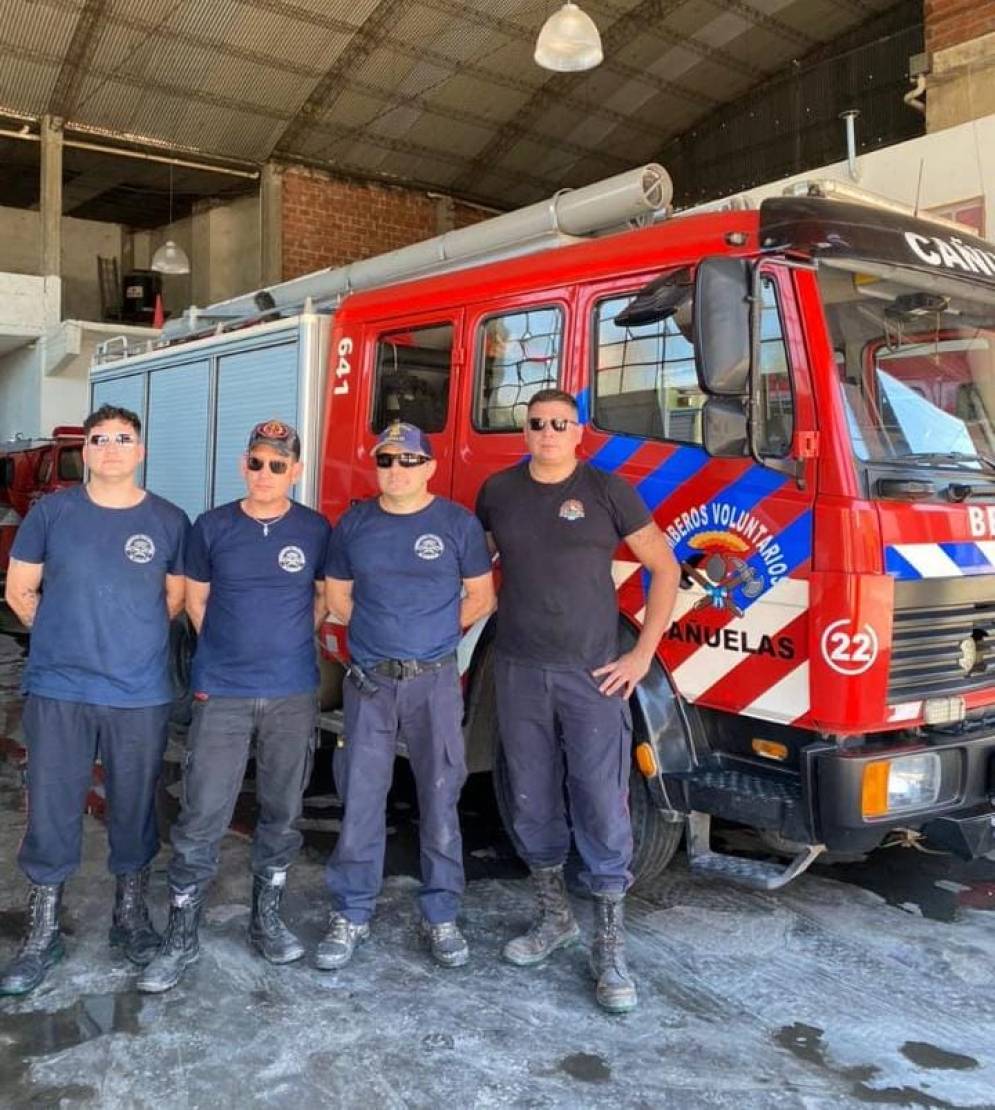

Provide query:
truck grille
left=890, top=579, right=995, bottom=702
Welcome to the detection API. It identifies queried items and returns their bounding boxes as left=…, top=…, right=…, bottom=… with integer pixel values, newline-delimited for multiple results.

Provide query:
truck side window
left=58, top=448, right=83, bottom=481
left=593, top=294, right=703, bottom=444
left=474, top=307, right=563, bottom=431
left=758, top=276, right=794, bottom=457
left=372, top=323, right=454, bottom=434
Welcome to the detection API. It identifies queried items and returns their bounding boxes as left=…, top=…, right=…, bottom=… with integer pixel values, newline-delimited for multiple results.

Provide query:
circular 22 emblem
left=820, top=619, right=879, bottom=676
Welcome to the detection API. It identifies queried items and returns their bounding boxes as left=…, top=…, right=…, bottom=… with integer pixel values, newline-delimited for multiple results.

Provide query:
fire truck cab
left=0, top=427, right=84, bottom=584
left=320, top=189, right=995, bottom=888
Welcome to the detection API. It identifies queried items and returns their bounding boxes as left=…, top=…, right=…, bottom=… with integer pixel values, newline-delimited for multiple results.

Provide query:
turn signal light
left=752, top=738, right=788, bottom=761
left=635, top=742, right=658, bottom=777
left=861, top=760, right=890, bottom=818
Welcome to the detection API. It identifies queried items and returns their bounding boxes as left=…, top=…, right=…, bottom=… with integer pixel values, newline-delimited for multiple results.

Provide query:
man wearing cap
left=317, top=421, right=494, bottom=970
left=139, top=419, right=331, bottom=993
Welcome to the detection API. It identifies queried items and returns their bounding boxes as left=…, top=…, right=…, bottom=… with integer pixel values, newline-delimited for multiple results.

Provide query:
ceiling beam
left=47, top=0, right=110, bottom=119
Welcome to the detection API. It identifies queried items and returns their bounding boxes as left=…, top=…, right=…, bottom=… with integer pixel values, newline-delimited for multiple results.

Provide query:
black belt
left=370, top=654, right=456, bottom=680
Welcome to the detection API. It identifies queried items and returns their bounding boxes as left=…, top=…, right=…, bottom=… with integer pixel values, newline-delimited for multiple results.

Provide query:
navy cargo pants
left=18, top=694, right=171, bottom=886
left=168, top=692, right=317, bottom=889
left=493, top=655, right=633, bottom=894
left=326, top=662, right=466, bottom=925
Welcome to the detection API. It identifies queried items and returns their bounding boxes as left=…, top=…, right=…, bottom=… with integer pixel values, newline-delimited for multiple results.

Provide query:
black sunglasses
left=247, top=456, right=291, bottom=475
left=88, top=432, right=137, bottom=446
left=376, top=452, right=430, bottom=469
left=527, top=417, right=578, bottom=433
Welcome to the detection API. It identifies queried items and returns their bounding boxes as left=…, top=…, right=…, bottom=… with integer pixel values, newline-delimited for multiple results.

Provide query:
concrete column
left=39, top=115, right=63, bottom=278
left=260, top=161, right=282, bottom=286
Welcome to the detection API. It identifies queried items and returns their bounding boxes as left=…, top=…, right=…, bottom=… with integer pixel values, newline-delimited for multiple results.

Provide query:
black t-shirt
left=476, top=461, right=651, bottom=668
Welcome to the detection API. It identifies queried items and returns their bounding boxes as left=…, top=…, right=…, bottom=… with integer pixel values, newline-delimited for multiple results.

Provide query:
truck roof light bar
left=783, top=179, right=976, bottom=236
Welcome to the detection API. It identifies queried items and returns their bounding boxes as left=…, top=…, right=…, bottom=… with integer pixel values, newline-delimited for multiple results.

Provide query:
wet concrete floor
left=1, top=628, right=994, bottom=1109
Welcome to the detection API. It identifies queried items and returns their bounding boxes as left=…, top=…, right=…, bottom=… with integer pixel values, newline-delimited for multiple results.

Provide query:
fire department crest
left=558, top=499, right=585, bottom=522
left=124, top=534, right=155, bottom=564
left=414, top=533, right=444, bottom=560
left=278, top=545, right=306, bottom=573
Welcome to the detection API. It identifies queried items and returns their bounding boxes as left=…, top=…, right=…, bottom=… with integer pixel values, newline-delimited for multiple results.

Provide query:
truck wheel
left=490, top=713, right=684, bottom=888
left=628, top=766, right=683, bottom=890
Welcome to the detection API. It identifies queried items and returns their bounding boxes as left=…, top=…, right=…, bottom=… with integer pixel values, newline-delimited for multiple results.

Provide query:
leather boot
left=136, top=885, right=202, bottom=993
left=248, top=868, right=304, bottom=965
left=0, top=883, right=65, bottom=996
left=503, top=865, right=580, bottom=967
left=109, top=868, right=161, bottom=966
left=314, top=913, right=370, bottom=971
left=590, top=893, right=637, bottom=1013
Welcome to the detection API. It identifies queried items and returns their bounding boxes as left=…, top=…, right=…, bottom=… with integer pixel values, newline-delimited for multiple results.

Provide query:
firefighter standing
left=139, top=420, right=330, bottom=993
left=1, top=404, right=189, bottom=996
left=318, top=422, right=494, bottom=970
left=476, top=388, right=679, bottom=1013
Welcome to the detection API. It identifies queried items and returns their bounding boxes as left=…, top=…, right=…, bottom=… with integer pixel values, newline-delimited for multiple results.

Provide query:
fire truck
left=91, top=166, right=995, bottom=889
left=0, top=427, right=84, bottom=585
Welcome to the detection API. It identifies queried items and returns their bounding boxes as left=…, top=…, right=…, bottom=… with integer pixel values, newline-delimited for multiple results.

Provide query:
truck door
left=450, top=296, right=569, bottom=510
left=345, top=310, right=464, bottom=507
left=579, top=262, right=819, bottom=726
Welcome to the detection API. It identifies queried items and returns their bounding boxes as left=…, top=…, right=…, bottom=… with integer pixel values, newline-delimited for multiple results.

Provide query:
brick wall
left=281, top=166, right=492, bottom=281
left=925, top=0, right=995, bottom=53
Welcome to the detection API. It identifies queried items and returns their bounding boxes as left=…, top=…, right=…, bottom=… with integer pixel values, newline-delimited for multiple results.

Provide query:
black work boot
left=503, top=865, right=580, bottom=967
left=136, top=885, right=203, bottom=994
left=248, top=868, right=304, bottom=965
left=590, top=893, right=637, bottom=1013
left=109, top=868, right=161, bottom=966
left=314, top=913, right=370, bottom=971
left=0, top=883, right=65, bottom=996
left=420, top=919, right=469, bottom=968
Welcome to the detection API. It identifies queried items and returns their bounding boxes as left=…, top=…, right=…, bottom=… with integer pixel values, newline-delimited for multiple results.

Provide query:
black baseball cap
left=247, top=419, right=300, bottom=458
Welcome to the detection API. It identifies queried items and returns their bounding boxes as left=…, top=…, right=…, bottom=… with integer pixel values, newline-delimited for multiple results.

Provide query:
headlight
left=861, top=753, right=941, bottom=818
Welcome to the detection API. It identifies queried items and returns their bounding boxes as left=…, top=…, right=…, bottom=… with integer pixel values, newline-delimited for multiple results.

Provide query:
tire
left=489, top=700, right=683, bottom=888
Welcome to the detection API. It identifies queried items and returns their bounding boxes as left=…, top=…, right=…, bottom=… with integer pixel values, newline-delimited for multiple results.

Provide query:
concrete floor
left=1, top=628, right=994, bottom=1109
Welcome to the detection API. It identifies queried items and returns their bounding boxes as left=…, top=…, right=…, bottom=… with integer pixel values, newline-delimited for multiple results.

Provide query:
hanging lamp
left=151, top=162, right=190, bottom=275
left=534, top=2, right=603, bottom=72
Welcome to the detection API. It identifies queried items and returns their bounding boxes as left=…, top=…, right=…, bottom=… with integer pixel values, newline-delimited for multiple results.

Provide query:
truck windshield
left=817, top=260, right=995, bottom=471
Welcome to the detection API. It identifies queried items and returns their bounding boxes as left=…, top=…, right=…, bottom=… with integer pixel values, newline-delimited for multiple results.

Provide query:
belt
left=370, top=654, right=456, bottom=680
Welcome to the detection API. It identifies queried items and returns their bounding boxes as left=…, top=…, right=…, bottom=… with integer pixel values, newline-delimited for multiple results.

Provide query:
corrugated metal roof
left=0, top=0, right=912, bottom=213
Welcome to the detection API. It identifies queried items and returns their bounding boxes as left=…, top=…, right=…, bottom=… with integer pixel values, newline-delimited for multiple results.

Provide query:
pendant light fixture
left=534, top=2, right=603, bottom=72
left=151, top=162, right=190, bottom=275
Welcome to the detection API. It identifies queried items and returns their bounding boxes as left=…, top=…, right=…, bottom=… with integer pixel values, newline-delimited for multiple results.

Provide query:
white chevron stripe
left=891, top=543, right=962, bottom=578
left=671, top=577, right=809, bottom=701
left=742, top=662, right=810, bottom=724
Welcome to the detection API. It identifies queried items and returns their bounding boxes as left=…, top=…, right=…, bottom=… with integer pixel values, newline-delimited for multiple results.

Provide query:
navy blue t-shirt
left=185, top=501, right=331, bottom=697
left=326, top=496, right=492, bottom=668
left=12, top=485, right=189, bottom=707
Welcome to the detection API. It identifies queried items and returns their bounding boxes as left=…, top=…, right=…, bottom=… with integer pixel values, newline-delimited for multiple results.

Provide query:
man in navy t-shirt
left=1, top=404, right=188, bottom=997
left=139, top=420, right=330, bottom=994
left=317, top=422, right=494, bottom=971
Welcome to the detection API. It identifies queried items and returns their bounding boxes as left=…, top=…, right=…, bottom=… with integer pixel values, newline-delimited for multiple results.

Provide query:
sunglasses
left=246, top=456, right=291, bottom=475
left=88, top=432, right=137, bottom=447
left=376, top=452, right=430, bottom=469
left=527, top=417, right=578, bottom=433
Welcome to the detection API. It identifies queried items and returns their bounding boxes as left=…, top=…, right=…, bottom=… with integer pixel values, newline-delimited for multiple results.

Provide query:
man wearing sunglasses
left=476, top=389, right=679, bottom=1013
left=1, top=405, right=188, bottom=996
left=139, top=420, right=330, bottom=993
left=319, top=421, right=494, bottom=970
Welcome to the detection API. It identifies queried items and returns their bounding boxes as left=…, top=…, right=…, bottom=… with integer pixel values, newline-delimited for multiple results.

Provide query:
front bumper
left=810, top=724, right=995, bottom=857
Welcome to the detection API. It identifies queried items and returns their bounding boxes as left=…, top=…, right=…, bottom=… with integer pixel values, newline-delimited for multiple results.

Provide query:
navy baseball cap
left=247, top=419, right=300, bottom=458
left=372, top=421, right=433, bottom=458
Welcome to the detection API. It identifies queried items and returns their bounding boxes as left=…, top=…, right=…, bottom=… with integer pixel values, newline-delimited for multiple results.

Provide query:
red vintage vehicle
left=0, top=427, right=84, bottom=584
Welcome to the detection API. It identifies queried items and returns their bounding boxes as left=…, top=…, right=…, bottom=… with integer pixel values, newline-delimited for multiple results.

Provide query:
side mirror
left=702, top=398, right=749, bottom=457
left=694, top=256, right=751, bottom=396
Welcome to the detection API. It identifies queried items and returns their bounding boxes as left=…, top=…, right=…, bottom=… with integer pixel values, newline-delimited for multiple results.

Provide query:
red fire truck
left=92, top=170, right=995, bottom=888
left=0, top=427, right=84, bottom=585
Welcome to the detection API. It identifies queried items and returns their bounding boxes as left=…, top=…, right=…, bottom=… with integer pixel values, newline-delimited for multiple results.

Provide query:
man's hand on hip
left=592, top=650, right=652, bottom=698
